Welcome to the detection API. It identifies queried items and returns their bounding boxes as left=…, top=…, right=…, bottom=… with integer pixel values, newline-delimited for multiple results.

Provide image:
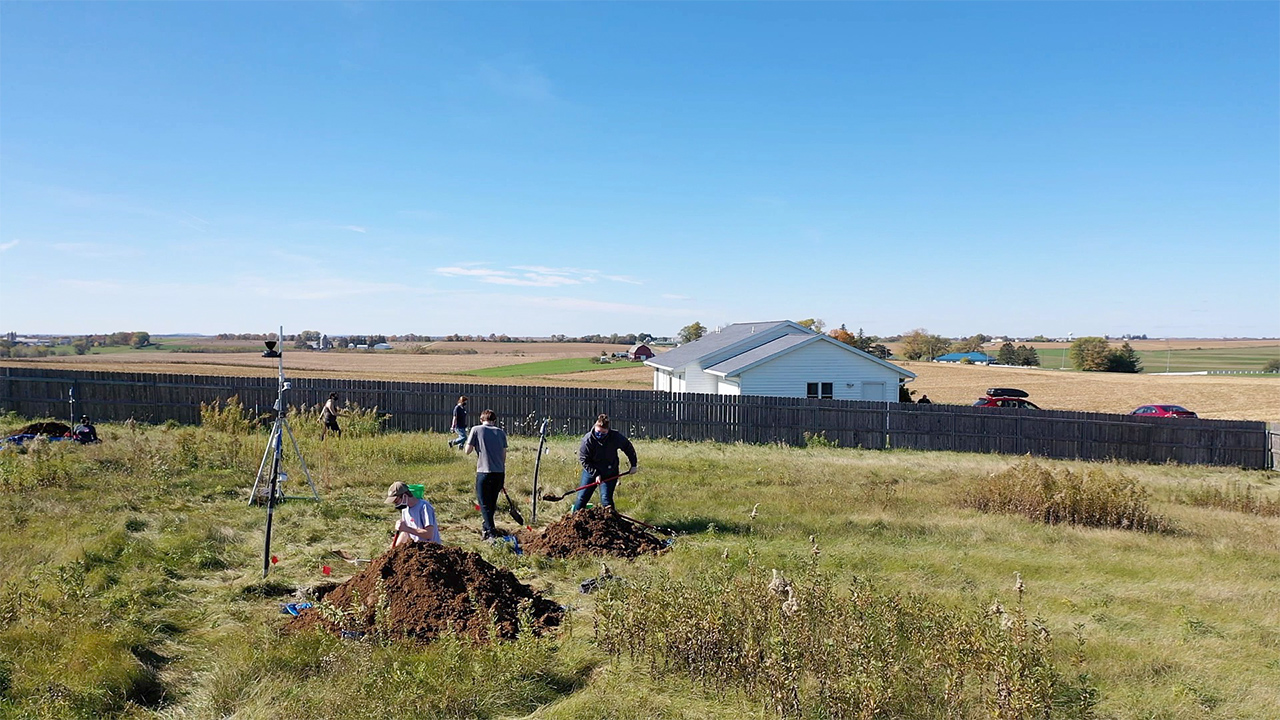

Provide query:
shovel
left=615, top=511, right=677, bottom=537
left=541, top=471, right=629, bottom=502
left=329, top=549, right=371, bottom=565
left=502, top=487, right=525, bottom=525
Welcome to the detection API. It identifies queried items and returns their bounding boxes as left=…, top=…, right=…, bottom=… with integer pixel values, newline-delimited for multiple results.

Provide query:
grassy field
left=1, top=415, right=1277, bottom=719
left=464, top=358, right=646, bottom=377
left=1029, top=345, right=1280, bottom=374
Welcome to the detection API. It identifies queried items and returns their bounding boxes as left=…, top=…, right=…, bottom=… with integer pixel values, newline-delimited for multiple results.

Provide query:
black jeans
left=475, top=472, right=505, bottom=537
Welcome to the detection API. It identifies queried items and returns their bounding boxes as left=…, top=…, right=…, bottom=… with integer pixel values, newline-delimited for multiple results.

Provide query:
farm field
left=464, top=357, right=646, bottom=377
left=1, top=417, right=1277, bottom=719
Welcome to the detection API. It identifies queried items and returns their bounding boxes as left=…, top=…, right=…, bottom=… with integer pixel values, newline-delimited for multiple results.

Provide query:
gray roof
left=704, top=334, right=814, bottom=375
left=644, top=321, right=796, bottom=370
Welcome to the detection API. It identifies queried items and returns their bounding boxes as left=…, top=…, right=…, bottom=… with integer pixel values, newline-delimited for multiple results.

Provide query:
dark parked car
left=973, top=387, right=1040, bottom=410
left=1129, top=404, right=1197, bottom=418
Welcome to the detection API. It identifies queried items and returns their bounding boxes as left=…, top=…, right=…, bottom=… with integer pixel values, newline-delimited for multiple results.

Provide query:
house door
left=861, top=382, right=886, bottom=401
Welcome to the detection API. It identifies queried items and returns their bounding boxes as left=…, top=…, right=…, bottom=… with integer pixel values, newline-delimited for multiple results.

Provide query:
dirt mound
left=15, top=422, right=72, bottom=437
left=519, top=506, right=667, bottom=559
left=287, top=542, right=561, bottom=643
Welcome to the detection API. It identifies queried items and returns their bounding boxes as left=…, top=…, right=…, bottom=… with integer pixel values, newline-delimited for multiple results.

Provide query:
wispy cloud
left=439, top=264, right=646, bottom=289
left=519, top=295, right=690, bottom=317
left=341, top=225, right=367, bottom=233
left=478, top=60, right=555, bottom=102
left=0, top=240, right=18, bottom=252
left=661, top=293, right=690, bottom=300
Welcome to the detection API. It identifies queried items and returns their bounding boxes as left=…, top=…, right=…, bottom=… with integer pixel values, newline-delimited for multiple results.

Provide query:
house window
left=806, top=382, right=834, bottom=399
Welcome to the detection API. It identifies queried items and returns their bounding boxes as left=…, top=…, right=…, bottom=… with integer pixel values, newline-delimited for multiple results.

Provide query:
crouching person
left=385, top=481, right=442, bottom=546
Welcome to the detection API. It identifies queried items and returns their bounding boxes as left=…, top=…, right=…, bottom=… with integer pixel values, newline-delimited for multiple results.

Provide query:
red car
left=973, top=388, right=1041, bottom=410
left=1129, top=405, right=1197, bottom=418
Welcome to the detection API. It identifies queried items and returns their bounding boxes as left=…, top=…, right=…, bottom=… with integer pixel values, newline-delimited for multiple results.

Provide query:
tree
left=677, top=322, right=707, bottom=345
left=130, top=331, right=151, bottom=349
left=996, top=342, right=1018, bottom=365
left=1106, top=342, right=1142, bottom=373
left=829, top=325, right=891, bottom=359
left=796, top=318, right=826, bottom=334
left=899, top=328, right=951, bottom=361
left=72, top=337, right=91, bottom=355
left=1070, top=337, right=1113, bottom=371
left=950, top=334, right=990, bottom=354
left=1014, top=345, right=1040, bottom=367
left=1264, top=358, right=1280, bottom=373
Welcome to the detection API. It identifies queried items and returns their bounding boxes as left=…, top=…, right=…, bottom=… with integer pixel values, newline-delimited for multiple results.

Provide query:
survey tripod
left=249, top=327, right=320, bottom=577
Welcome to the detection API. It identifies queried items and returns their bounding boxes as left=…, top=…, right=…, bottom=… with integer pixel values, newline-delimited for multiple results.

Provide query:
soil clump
left=287, top=542, right=561, bottom=643
left=15, top=421, right=72, bottom=437
left=518, top=506, right=666, bottom=559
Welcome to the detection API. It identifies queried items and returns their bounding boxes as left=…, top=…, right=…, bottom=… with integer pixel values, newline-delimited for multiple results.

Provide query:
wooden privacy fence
left=1, top=366, right=1272, bottom=469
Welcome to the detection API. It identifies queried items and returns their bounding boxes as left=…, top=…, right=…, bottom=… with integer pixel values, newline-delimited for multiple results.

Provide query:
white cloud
left=602, top=275, right=642, bottom=286
left=342, top=225, right=367, bottom=233
left=437, top=265, right=590, bottom=287
left=0, top=240, right=18, bottom=252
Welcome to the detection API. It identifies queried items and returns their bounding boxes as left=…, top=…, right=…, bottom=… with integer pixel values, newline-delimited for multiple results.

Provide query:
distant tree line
left=1069, top=337, right=1142, bottom=373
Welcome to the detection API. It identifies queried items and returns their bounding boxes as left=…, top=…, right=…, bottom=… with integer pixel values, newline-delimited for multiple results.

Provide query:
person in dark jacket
left=572, top=413, right=639, bottom=511
left=447, top=396, right=468, bottom=450
left=72, top=415, right=99, bottom=444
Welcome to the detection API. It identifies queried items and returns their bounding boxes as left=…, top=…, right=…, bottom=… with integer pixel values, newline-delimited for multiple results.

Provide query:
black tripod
left=248, top=329, right=319, bottom=577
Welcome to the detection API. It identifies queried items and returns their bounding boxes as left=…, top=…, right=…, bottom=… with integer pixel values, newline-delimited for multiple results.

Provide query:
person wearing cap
left=385, top=481, right=442, bottom=546
left=572, top=413, right=638, bottom=512
left=72, top=415, right=99, bottom=444
left=465, top=409, right=507, bottom=540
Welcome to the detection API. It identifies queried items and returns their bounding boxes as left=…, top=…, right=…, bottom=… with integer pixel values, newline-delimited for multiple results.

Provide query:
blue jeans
left=572, top=468, right=616, bottom=511
left=449, top=426, right=467, bottom=448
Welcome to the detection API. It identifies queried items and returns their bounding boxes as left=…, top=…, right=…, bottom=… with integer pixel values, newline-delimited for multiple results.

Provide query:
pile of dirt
left=287, top=542, right=561, bottom=643
left=519, top=506, right=667, bottom=559
left=15, top=422, right=72, bottom=436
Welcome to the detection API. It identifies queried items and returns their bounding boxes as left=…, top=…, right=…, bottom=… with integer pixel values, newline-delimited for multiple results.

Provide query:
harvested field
left=288, top=541, right=562, bottom=642
left=899, top=361, right=1279, bottom=421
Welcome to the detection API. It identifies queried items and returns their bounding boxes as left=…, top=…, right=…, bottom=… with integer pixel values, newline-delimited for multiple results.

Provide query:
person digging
left=572, top=414, right=639, bottom=512
left=385, top=481, right=442, bottom=546
left=465, top=409, right=512, bottom=540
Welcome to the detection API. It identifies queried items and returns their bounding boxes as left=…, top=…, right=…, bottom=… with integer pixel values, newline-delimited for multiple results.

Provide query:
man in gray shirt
left=465, top=409, right=508, bottom=540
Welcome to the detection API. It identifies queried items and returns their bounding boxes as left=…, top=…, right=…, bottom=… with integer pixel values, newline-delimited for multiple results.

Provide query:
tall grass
left=596, top=559, right=1097, bottom=719
left=962, top=459, right=1171, bottom=532
left=1172, top=480, right=1280, bottom=517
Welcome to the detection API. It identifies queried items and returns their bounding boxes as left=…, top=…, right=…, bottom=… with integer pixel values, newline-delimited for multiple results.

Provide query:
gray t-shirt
left=466, top=423, right=507, bottom=473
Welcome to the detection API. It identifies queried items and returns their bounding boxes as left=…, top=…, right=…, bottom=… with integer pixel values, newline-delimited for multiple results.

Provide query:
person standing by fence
left=320, top=392, right=342, bottom=440
left=448, top=395, right=468, bottom=450
left=573, top=414, right=639, bottom=512
left=466, top=409, right=507, bottom=540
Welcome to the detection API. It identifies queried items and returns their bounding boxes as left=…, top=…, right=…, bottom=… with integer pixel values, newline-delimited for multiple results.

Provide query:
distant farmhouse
left=645, top=321, right=914, bottom=401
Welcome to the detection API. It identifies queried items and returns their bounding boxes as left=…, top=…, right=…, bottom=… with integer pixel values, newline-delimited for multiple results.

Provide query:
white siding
left=684, top=365, right=719, bottom=394
left=737, top=341, right=903, bottom=400
left=717, top=379, right=741, bottom=395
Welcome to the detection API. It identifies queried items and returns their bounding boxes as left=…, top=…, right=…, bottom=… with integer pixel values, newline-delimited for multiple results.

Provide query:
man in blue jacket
left=572, top=413, right=639, bottom=512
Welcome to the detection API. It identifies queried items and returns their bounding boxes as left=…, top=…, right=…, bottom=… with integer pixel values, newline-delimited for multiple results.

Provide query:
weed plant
left=962, top=459, right=1170, bottom=532
left=1172, top=480, right=1280, bottom=517
left=596, top=559, right=1097, bottom=719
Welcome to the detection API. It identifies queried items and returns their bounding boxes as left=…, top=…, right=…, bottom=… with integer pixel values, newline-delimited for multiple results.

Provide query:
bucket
left=407, top=483, right=425, bottom=499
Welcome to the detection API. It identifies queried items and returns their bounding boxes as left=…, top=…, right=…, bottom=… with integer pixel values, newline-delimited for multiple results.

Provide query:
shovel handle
left=544, top=471, right=629, bottom=502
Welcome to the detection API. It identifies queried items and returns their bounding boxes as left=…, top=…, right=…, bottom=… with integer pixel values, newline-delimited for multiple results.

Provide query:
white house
left=645, top=321, right=915, bottom=401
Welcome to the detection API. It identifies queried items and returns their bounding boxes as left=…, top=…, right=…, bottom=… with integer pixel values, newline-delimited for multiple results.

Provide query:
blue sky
left=1, top=2, right=1276, bottom=338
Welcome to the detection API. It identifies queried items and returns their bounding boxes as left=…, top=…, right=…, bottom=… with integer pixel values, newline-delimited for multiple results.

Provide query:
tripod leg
left=281, top=417, right=319, bottom=501
left=249, top=419, right=277, bottom=505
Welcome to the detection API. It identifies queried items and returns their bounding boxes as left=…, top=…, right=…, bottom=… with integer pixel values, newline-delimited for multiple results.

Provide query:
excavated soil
left=15, top=422, right=72, bottom=436
left=518, top=506, right=666, bottom=559
left=287, top=542, right=561, bottom=643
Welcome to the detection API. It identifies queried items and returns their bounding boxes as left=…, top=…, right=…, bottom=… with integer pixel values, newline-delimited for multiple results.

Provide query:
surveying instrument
left=249, top=326, right=320, bottom=577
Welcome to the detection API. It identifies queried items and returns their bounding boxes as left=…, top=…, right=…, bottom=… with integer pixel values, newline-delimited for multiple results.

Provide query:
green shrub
left=963, top=460, right=1170, bottom=532
left=200, top=396, right=254, bottom=434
